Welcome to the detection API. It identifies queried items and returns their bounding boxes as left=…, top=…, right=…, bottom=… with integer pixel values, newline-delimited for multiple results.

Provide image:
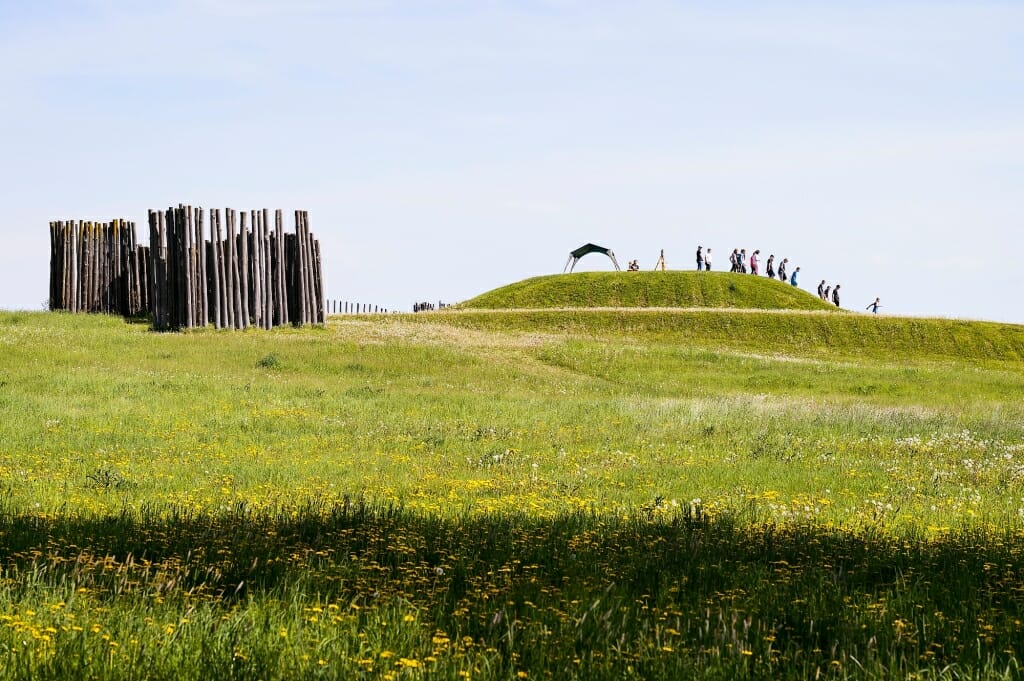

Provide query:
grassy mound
left=460, top=271, right=837, bottom=311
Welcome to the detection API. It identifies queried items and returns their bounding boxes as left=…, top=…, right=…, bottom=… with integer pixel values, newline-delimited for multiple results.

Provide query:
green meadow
left=1, top=293, right=1024, bottom=679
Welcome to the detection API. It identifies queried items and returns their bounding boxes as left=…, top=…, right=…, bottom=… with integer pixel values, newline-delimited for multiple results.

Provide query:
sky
left=2, top=1, right=1022, bottom=322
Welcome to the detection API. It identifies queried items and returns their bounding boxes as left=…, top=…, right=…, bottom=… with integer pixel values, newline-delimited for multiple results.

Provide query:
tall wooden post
left=239, top=211, right=249, bottom=329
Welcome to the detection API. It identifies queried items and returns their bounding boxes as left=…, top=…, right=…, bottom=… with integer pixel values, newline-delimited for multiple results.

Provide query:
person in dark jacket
left=696, top=246, right=703, bottom=271
left=832, top=284, right=841, bottom=307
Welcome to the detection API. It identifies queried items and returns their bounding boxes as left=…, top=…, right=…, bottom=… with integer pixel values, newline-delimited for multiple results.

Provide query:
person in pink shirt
left=750, top=250, right=760, bottom=275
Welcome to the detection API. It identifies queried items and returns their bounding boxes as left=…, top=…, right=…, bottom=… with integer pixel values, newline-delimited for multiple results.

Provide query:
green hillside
left=460, top=270, right=837, bottom=311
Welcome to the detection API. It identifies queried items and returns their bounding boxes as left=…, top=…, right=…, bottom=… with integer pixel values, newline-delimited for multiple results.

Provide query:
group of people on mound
left=693, top=245, right=883, bottom=313
left=817, top=281, right=841, bottom=307
left=695, top=246, right=801, bottom=287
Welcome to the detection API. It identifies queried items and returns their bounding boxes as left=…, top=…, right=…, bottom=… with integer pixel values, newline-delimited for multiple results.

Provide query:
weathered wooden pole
left=148, top=212, right=160, bottom=328
left=213, top=209, right=226, bottom=328
left=81, top=223, right=91, bottom=312
left=48, top=222, right=58, bottom=309
left=301, top=212, right=314, bottom=323
left=195, top=207, right=207, bottom=326
left=263, top=209, right=272, bottom=328
left=239, top=210, right=250, bottom=328
left=274, top=209, right=285, bottom=326
left=180, top=207, right=192, bottom=328
left=250, top=211, right=261, bottom=329
left=313, top=237, right=324, bottom=324
left=208, top=210, right=221, bottom=328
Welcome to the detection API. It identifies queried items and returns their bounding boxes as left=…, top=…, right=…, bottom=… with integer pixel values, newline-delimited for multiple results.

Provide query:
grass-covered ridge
left=416, top=308, right=1024, bottom=362
left=460, top=270, right=838, bottom=311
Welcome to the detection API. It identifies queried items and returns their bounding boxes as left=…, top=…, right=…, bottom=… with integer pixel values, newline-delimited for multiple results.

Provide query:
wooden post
left=266, top=208, right=274, bottom=327
left=148, top=212, right=160, bottom=328
left=196, top=208, right=207, bottom=326
left=213, top=208, right=225, bottom=329
left=276, top=209, right=286, bottom=326
left=48, top=222, right=57, bottom=310
left=313, top=237, right=324, bottom=324
left=292, top=211, right=305, bottom=325
left=182, top=206, right=193, bottom=328
left=239, top=210, right=249, bottom=329
left=169, top=209, right=178, bottom=326
left=251, top=210, right=261, bottom=329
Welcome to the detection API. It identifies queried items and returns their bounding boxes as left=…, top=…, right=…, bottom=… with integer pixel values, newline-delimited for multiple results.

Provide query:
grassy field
left=1, top=309, right=1024, bottom=679
left=459, top=271, right=838, bottom=311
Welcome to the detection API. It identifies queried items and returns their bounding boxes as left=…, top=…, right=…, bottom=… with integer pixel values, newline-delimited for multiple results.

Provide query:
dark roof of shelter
left=569, top=243, right=613, bottom=259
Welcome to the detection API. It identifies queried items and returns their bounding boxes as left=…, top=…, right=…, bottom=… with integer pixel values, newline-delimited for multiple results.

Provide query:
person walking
left=696, top=246, right=703, bottom=271
left=866, top=297, right=881, bottom=314
left=817, top=280, right=826, bottom=299
left=705, top=248, right=712, bottom=271
left=824, top=285, right=831, bottom=302
left=832, top=284, right=841, bottom=307
left=778, top=258, right=788, bottom=283
left=739, top=249, right=748, bottom=273
left=750, top=250, right=760, bottom=275
left=790, top=267, right=800, bottom=287
left=729, top=249, right=738, bottom=272
left=766, top=255, right=775, bottom=279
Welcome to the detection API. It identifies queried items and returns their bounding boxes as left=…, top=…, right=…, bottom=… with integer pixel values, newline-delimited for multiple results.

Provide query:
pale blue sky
left=2, top=1, right=1022, bottom=322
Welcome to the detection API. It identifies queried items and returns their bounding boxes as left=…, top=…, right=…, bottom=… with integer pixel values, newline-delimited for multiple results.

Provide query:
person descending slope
left=832, top=284, right=841, bottom=307
left=766, top=255, right=775, bottom=278
left=790, top=267, right=800, bottom=287
left=866, top=297, right=882, bottom=314
left=817, top=280, right=826, bottom=299
left=750, top=250, right=760, bottom=275
left=778, top=259, right=788, bottom=283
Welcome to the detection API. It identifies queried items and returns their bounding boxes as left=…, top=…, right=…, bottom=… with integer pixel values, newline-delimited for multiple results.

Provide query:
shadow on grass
left=1, top=502, right=1022, bottom=677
